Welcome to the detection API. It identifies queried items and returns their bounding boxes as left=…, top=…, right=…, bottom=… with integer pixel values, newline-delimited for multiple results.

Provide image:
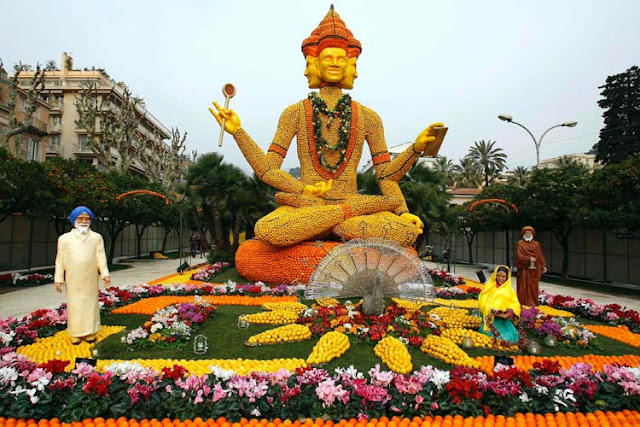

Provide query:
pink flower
left=316, top=378, right=349, bottom=407
left=212, top=383, right=228, bottom=402
left=72, top=362, right=96, bottom=379
left=368, top=364, right=395, bottom=387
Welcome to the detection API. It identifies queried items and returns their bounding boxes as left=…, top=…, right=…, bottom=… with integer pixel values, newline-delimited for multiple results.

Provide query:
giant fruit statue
left=210, top=6, right=444, bottom=283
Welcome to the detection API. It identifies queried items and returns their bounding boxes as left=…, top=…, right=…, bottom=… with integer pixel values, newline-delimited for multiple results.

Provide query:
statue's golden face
left=315, top=47, right=348, bottom=83
left=339, top=57, right=358, bottom=89
left=304, top=55, right=322, bottom=89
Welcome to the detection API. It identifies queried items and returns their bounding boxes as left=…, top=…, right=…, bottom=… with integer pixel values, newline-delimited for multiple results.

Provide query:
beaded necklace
left=308, top=92, right=352, bottom=172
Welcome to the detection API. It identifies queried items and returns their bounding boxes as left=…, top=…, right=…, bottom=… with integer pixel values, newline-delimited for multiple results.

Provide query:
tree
left=400, top=163, right=452, bottom=252
left=44, top=60, right=57, bottom=71
left=40, top=158, right=113, bottom=235
left=0, top=148, right=46, bottom=223
left=433, top=155, right=456, bottom=188
left=520, top=160, right=590, bottom=280
left=75, top=81, right=144, bottom=173
left=467, top=140, right=507, bottom=187
left=186, top=153, right=245, bottom=250
left=508, top=166, right=530, bottom=187
left=138, top=127, right=189, bottom=187
left=452, top=156, right=482, bottom=188
left=0, top=62, right=47, bottom=151
left=593, top=66, right=640, bottom=165
left=578, top=155, right=640, bottom=240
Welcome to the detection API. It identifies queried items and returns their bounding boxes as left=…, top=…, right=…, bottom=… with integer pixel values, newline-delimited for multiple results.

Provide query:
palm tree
left=400, top=163, right=452, bottom=252
left=185, top=153, right=245, bottom=250
left=433, top=156, right=455, bottom=188
left=467, top=140, right=507, bottom=187
left=452, top=156, right=482, bottom=188
left=508, top=166, right=530, bottom=187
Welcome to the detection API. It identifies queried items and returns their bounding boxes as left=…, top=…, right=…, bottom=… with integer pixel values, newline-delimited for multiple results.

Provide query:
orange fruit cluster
left=111, top=295, right=297, bottom=315
left=585, top=325, right=640, bottom=347
left=474, top=354, right=640, bottom=375
left=236, top=239, right=341, bottom=283
left=4, top=410, right=639, bottom=427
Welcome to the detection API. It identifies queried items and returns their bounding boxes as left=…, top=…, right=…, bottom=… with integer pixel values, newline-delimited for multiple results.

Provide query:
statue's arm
left=96, top=234, right=110, bottom=278
left=363, top=107, right=411, bottom=215
left=54, top=235, right=65, bottom=284
left=231, top=104, right=306, bottom=194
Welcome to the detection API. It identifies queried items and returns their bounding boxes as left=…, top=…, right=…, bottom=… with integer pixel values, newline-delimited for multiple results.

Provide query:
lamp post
left=498, top=114, right=577, bottom=167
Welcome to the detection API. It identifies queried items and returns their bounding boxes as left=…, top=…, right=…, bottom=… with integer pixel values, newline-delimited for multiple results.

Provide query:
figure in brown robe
left=515, top=226, right=547, bottom=306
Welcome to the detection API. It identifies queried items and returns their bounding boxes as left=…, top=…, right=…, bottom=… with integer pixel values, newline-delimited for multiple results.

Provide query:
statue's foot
left=333, top=211, right=419, bottom=246
left=84, top=334, right=97, bottom=343
left=70, top=336, right=82, bottom=344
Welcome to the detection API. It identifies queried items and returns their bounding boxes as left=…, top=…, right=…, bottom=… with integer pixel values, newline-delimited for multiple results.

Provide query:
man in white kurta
left=54, top=206, right=110, bottom=344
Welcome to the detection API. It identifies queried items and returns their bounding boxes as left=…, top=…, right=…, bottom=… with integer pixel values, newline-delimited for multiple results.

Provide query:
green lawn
left=97, top=302, right=640, bottom=373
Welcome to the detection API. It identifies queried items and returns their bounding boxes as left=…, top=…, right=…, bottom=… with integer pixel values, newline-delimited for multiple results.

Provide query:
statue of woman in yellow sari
left=478, top=265, right=521, bottom=343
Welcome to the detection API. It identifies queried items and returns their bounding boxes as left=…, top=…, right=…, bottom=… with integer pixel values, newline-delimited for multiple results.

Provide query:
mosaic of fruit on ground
left=1, top=264, right=640, bottom=422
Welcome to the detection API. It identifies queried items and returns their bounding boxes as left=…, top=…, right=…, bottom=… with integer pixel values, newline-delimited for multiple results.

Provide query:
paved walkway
left=1, top=258, right=639, bottom=319
left=423, top=261, right=640, bottom=312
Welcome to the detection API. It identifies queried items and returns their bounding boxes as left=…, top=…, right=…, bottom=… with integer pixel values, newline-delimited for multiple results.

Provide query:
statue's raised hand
left=302, top=179, right=333, bottom=198
left=400, top=212, right=424, bottom=234
left=413, top=122, right=445, bottom=152
left=209, top=101, right=241, bottom=135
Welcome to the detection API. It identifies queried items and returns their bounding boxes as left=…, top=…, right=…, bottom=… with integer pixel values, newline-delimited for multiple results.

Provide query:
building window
left=18, top=97, right=25, bottom=111
left=27, top=139, right=40, bottom=162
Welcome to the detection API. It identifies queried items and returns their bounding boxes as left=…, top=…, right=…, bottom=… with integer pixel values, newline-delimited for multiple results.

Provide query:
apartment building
left=17, top=53, right=171, bottom=175
left=540, top=152, right=599, bottom=173
left=0, top=67, right=50, bottom=162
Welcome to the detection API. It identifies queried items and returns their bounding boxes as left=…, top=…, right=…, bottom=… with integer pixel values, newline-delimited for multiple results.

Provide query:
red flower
left=161, top=364, right=188, bottom=380
left=38, top=359, right=70, bottom=374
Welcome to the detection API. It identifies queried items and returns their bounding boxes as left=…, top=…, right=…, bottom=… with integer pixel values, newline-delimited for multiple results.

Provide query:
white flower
left=0, top=331, right=15, bottom=346
left=250, top=408, right=261, bottom=417
left=553, top=388, right=576, bottom=411
left=104, top=361, right=147, bottom=375
left=535, top=385, right=549, bottom=395
left=9, top=386, right=39, bottom=404
left=334, top=365, right=363, bottom=379
left=0, top=366, right=19, bottom=386
left=343, top=323, right=353, bottom=330
left=209, top=365, right=236, bottom=380
left=429, top=369, right=450, bottom=389
left=398, top=336, right=409, bottom=345
left=150, top=323, right=164, bottom=333
left=519, top=392, right=531, bottom=403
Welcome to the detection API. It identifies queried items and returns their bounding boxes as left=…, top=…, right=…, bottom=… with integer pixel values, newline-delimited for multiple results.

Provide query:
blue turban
left=69, top=206, right=95, bottom=225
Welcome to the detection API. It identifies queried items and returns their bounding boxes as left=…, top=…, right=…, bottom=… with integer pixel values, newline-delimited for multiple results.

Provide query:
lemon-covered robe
left=54, top=229, right=109, bottom=337
left=478, top=265, right=521, bottom=343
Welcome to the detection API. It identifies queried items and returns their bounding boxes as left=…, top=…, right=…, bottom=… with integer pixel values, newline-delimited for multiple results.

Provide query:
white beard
left=76, top=224, right=91, bottom=235
left=523, top=236, right=533, bottom=242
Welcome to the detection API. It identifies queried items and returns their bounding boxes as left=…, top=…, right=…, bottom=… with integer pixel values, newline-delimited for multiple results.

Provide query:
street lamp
left=498, top=114, right=578, bottom=166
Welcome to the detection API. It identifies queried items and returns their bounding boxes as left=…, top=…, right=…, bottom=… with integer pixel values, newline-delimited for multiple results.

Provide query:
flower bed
left=0, top=272, right=53, bottom=287
left=427, top=269, right=465, bottom=287
left=126, top=300, right=217, bottom=349
left=3, top=269, right=640, bottom=422
left=539, top=291, right=640, bottom=332
left=1, top=354, right=640, bottom=421
left=189, top=262, right=230, bottom=282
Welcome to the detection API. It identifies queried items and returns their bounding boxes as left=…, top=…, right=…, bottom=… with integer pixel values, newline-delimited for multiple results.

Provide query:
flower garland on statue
left=308, top=92, right=352, bottom=172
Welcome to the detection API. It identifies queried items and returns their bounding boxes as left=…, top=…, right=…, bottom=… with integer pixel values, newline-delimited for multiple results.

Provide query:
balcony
left=49, top=101, right=63, bottom=111
left=74, top=142, right=94, bottom=154
left=46, top=142, right=62, bottom=155
left=49, top=123, right=62, bottom=133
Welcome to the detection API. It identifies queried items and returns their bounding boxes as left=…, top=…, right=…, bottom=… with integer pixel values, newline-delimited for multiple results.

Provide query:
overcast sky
left=2, top=1, right=639, bottom=173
